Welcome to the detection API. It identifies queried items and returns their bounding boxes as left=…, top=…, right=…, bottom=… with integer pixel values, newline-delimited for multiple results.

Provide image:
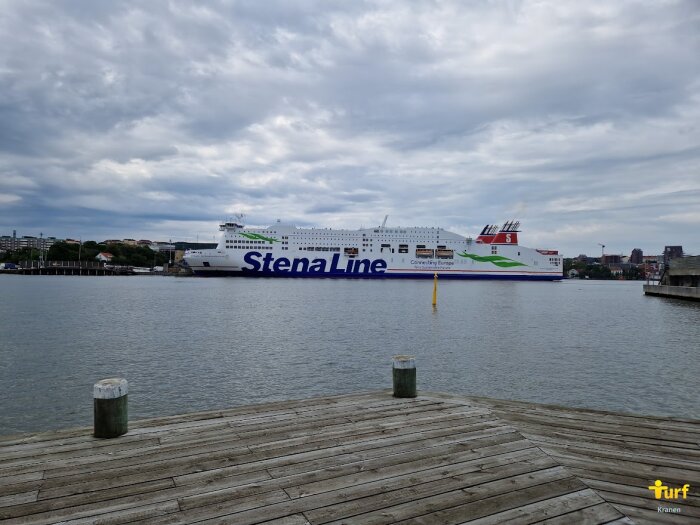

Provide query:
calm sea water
left=0, top=275, right=698, bottom=435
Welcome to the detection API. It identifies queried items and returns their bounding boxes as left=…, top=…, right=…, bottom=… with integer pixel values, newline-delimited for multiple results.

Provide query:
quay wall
left=644, top=283, right=700, bottom=301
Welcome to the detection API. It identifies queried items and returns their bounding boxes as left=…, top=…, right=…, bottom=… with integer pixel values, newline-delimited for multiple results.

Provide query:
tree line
left=0, top=241, right=170, bottom=268
left=564, top=258, right=643, bottom=280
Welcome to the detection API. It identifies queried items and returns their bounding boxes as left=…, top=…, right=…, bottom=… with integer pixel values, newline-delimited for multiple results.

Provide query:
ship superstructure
left=183, top=218, right=562, bottom=280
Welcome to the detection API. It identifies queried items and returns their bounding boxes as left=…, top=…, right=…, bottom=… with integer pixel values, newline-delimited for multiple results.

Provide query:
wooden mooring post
left=392, top=355, right=417, bottom=398
left=93, top=378, right=128, bottom=438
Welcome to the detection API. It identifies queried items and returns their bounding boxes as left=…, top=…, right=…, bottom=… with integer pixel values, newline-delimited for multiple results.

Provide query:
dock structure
left=0, top=391, right=698, bottom=524
left=644, top=255, right=700, bottom=301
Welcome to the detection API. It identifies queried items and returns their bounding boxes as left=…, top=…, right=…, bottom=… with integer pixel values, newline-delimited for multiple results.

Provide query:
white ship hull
left=183, top=221, right=562, bottom=281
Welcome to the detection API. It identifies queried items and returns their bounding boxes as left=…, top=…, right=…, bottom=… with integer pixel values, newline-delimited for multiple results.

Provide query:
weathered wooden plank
left=0, top=426, right=94, bottom=447
left=0, top=438, right=164, bottom=474
left=29, top=471, right=268, bottom=514
left=283, top=446, right=546, bottom=500
left=24, top=451, right=249, bottom=502
left=126, top=390, right=386, bottom=431
left=0, top=499, right=181, bottom=525
left=267, top=428, right=526, bottom=480
left=0, top=403, right=452, bottom=479
left=175, top=419, right=509, bottom=490
left=129, top=396, right=440, bottom=438
left=157, top=403, right=485, bottom=449
left=244, top=408, right=495, bottom=454
left=538, top=445, right=700, bottom=483
left=269, top=427, right=522, bottom=477
left=567, top=465, right=691, bottom=490
left=272, top=438, right=535, bottom=495
left=0, top=400, right=478, bottom=477
left=488, top=410, right=700, bottom=445
left=533, top=441, right=700, bottom=472
left=24, top=442, right=535, bottom=524
left=514, top=422, right=700, bottom=460
left=389, top=479, right=587, bottom=525
left=238, top=406, right=491, bottom=449
left=610, top=503, right=698, bottom=525
left=0, top=391, right=697, bottom=525
left=304, top=462, right=566, bottom=524
left=0, top=435, right=161, bottom=460
left=580, top=477, right=700, bottom=509
left=169, top=419, right=515, bottom=490
left=3, top=472, right=275, bottom=524
left=259, top=515, right=312, bottom=525
left=489, top=402, right=700, bottom=436
left=517, top=501, right=625, bottom=524
left=32, top=422, right=513, bottom=515
left=461, top=394, right=700, bottom=428
left=187, top=460, right=566, bottom=525
left=58, top=500, right=180, bottom=525
left=0, top=471, right=43, bottom=487
left=180, top=416, right=508, bottom=490
left=177, top=435, right=534, bottom=513
left=128, top=489, right=292, bottom=525
left=0, top=491, right=38, bottom=509
left=31, top=442, right=253, bottom=483
left=318, top=468, right=581, bottom=525
left=0, top=479, right=43, bottom=499
left=455, top=489, right=616, bottom=525
left=595, top=489, right=700, bottom=519
left=34, top=477, right=177, bottom=508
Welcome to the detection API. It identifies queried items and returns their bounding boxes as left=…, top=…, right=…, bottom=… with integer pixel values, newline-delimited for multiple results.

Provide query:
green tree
left=47, top=242, right=79, bottom=261
left=585, top=264, right=613, bottom=280
left=623, top=266, right=641, bottom=280
left=0, top=247, right=39, bottom=263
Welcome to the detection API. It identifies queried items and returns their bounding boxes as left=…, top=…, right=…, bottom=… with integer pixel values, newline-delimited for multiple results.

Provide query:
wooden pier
left=0, top=391, right=698, bottom=524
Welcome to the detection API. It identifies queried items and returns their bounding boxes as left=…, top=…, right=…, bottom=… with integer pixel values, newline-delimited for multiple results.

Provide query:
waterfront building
left=0, top=234, right=60, bottom=251
left=150, top=242, right=176, bottom=252
left=645, top=255, right=700, bottom=301
left=608, top=264, right=623, bottom=276
left=602, top=254, right=622, bottom=265
left=663, top=245, right=683, bottom=264
left=630, top=248, right=643, bottom=264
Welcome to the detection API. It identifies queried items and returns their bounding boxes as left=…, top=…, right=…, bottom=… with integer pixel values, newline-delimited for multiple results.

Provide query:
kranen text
left=243, top=252, right=388, bottom=275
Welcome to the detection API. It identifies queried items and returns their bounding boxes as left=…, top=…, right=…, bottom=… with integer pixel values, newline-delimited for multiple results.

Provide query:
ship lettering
left=243, top=252, right=388, bottom=275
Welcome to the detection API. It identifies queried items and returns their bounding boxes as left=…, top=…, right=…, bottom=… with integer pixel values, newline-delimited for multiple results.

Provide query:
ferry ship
left=183, top=217, right=562, bottom=280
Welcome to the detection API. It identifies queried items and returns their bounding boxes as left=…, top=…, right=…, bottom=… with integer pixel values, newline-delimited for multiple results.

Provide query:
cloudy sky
left=1, top=0, right=698, bottom=256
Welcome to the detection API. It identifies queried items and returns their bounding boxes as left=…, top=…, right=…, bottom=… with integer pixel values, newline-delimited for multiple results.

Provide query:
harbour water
left=0, top=275, right=698, bottom=435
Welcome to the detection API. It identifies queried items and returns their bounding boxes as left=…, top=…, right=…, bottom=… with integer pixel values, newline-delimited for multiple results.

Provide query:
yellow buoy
left=432, top=272, right=438, bottom=306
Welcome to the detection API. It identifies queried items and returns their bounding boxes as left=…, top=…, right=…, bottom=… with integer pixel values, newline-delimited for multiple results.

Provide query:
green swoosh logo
left=239, top=233, right=279, bottom=243
left=457, top=252, right=528, bottom=268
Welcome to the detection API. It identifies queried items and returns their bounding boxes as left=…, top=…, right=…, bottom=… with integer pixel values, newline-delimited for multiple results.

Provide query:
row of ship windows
left=225, top=245, right=460, bottom=259
left=227, top=240, right=269, bottom=244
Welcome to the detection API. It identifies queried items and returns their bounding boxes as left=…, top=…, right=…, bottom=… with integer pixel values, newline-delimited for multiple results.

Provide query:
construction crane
left=598, top=243, right=605, bottom=262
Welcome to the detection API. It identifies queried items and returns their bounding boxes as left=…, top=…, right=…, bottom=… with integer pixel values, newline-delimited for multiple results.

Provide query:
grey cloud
left=0, top=0, right=698, bottom=255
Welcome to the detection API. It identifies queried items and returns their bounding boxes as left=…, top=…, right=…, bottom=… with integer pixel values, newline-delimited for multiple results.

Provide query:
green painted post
left=392, top=355, right=417, bottom=398
left=94, top=378, right=128, bottom=438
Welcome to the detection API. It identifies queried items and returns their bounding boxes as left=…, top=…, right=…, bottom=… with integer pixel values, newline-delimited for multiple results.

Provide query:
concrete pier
left=645, top=255, right=700, bottom=301
left=0, top=391, right=698, bottom=524
left=644, top=284, right=700, bottom=301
